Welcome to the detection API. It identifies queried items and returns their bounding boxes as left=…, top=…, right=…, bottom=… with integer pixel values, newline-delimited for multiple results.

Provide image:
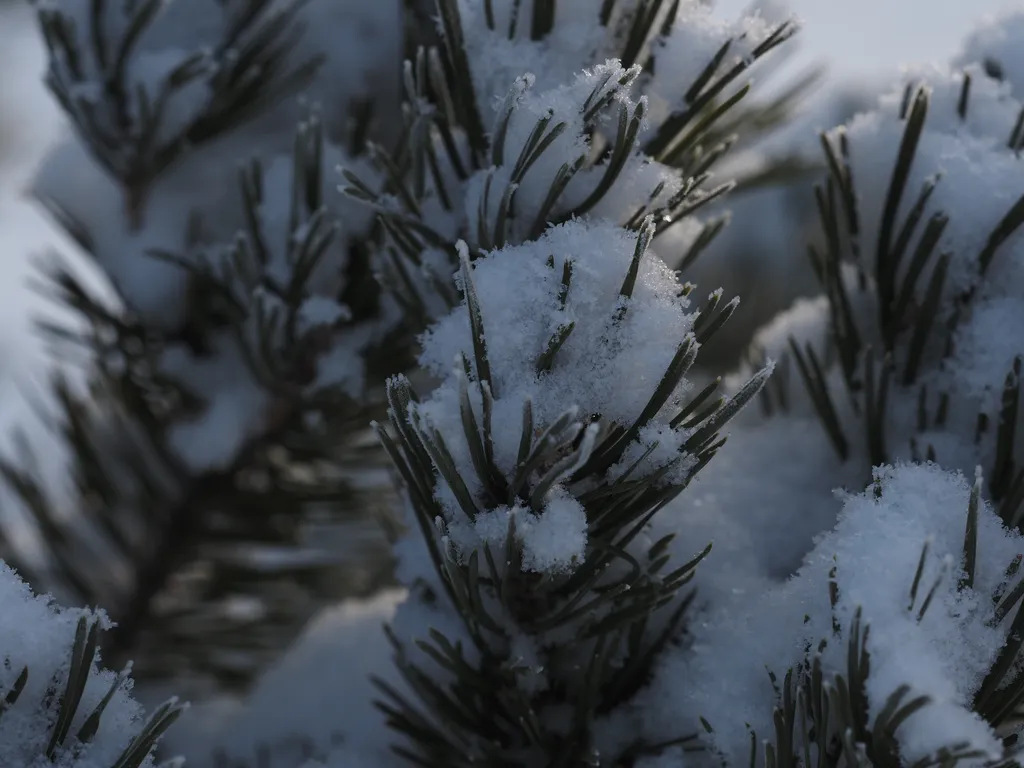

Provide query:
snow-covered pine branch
left=640, top=462, right=1024, bottom=767
left=343, top=0, right=797, bottom=323
left=734, top=53, right=1024, bottom=535
left=0, top=560, right=185, bottom=768
left=172, top=6, right=1024, bottom=768
left=1, top=0, right=405, bottom=692
left=352, top=0, right=798, bottom=764
left=373, top=215, right=772, bottom=763
left=634, top=14, right=1024, bottom=765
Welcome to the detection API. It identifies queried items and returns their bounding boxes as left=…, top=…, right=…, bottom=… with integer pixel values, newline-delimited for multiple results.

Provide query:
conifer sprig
left=1, top=4, right=405, bottom=691
left=0, top=569, right=187, bottom=768
left=343, top=0, right=801, bottom=324
left=776, top=83, right=1024, bottom=502
left=37, top=0, right=323, bottom=225
left=372, top=228, right=771, bottom=763
left=749, top=469, right=1024, bottom=768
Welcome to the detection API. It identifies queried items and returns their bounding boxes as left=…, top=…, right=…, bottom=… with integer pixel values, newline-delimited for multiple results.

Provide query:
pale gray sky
left=720, top=0, right=1019, bottom=78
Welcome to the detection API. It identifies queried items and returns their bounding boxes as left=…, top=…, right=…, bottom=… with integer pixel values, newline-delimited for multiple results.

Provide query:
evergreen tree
left=10, top=2, right=1024, bottom=768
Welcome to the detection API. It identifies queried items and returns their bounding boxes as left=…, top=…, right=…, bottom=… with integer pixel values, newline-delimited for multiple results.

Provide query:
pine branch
left=3, top=105, right=409, bottom=689
left=344, top=3, right=808, bottom=763
left=35, top=0, right=323, bottom=224
left=342, top=0, right=799, bottom=321
left=739, top=469, right=1021, bottom=768
left=102, top=436, right=266, bottom=665
left=774, top=79, right=1024, bottom=500
left=0, top=564, right=186, bottom=767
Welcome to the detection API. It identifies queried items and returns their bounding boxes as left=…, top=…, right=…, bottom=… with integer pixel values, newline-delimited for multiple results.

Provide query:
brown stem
left=103, top=414, right=294, bottom=665
left=103, top=471, right=227, bottom=664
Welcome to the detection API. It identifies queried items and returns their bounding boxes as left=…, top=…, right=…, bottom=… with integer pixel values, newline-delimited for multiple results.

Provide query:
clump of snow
left=296, top=296, right=351, bottom=336
left=767, top=58, right=1024, bottom=486
left=824, top=466, right=1014, bottom=762
left=608, top=423, right=696, bottom=487
left=954, top=6, right=1024, bottom=98
left=419, top=220, right=697, bottom=431
left=456, top=0, right=612, bottom=99
left=757, top=60, right=1024, bottom=481
left=836, top=64, right=1024, bottom=317
left=455, top=0, right=791, bottom=130
left=0, top=560, right=176, bottom=767
left=161, top=333, right=271, bottom=472
left=940, top=296, right=1024, bottom=414
left=465, top=493, right=588, bottom=574
left=404, top=219, right=714, bottom=587
left=893, top=62, right=1022, bottom=141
